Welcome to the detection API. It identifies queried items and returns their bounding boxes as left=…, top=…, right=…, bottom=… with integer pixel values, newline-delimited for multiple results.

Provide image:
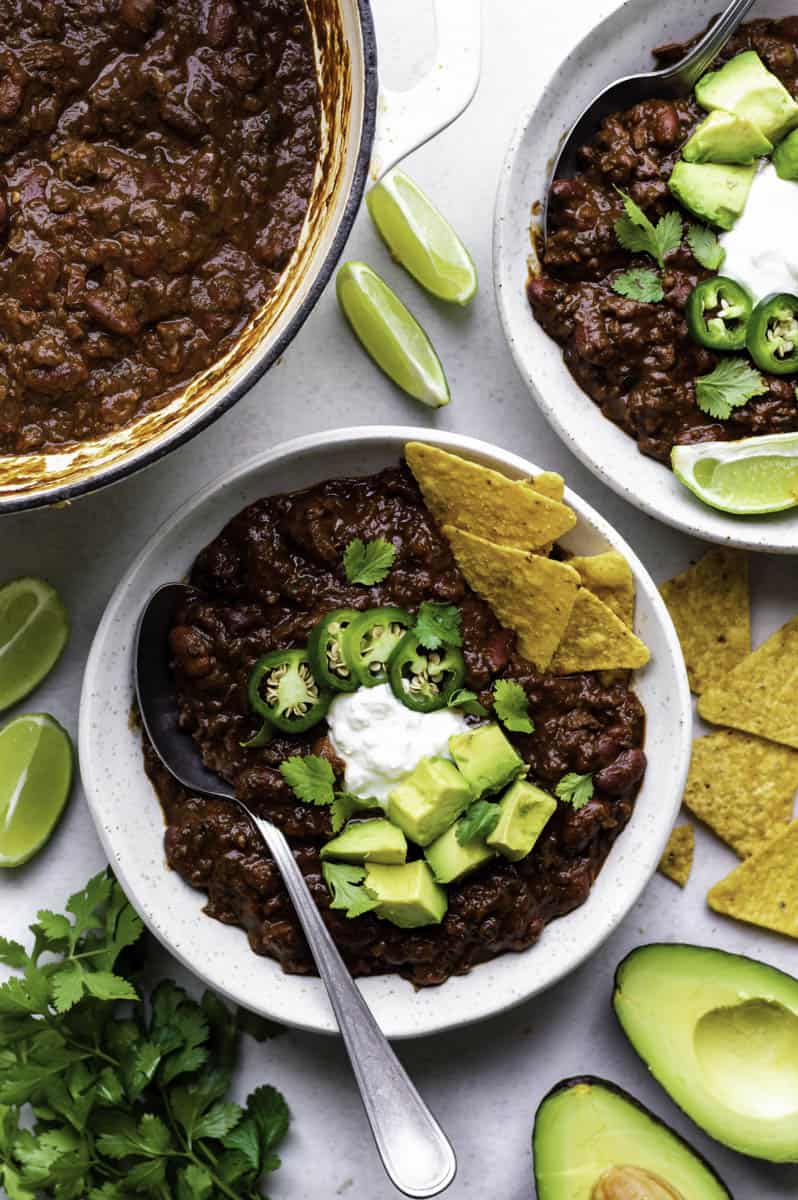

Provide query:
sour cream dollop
left=326, top=683, right=471, bottom=806
left=720, top=162, right=798, bottom=300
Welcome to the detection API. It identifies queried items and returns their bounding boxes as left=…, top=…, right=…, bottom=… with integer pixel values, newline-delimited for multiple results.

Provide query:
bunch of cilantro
left=0, top=871, right=288, bottom=1200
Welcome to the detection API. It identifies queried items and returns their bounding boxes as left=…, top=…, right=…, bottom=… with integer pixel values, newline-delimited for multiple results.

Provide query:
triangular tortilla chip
left=443, top=525, right=579, bottom=671
left=567, top=551, right=635, bottom=627
left=698, top=616, right=798, bottom=750
left=684, top=730, right=798, bottom=858
left=658, top=824, right=695, bottom=887
left=549, top=588, right=650, bottom=674
left=660, top=548, right=749, bottom=694
left=406, top=442, right=576, bottom=551
left=519, top=471, right=565, bottom=503
left=708, top=820, right=798, bottom=939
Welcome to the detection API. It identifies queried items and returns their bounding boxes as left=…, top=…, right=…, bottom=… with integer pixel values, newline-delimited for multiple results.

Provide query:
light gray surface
left=1, top=2, right=797, bottom=1197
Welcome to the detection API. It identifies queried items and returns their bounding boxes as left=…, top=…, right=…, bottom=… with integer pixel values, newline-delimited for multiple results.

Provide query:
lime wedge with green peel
left=0, top=713, right=73, bottom=867
left=366, top=171, right=478, bottom=306
left=672, top=433, right=798, bottom=514
left=0, top=577, right=70, bottom=711
left=336, top=261, right=450, bottom=408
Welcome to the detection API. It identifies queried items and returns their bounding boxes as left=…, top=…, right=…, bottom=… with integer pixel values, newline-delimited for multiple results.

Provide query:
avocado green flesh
left=614, top=944, right=798, bottom=1162
left=668, top=161, right=755, bottom=230
left=695, top=50, right=798, bottom=143
left=682, top=110, right=773, bottom=164
left=533, top=1079, right=731, bottom=1200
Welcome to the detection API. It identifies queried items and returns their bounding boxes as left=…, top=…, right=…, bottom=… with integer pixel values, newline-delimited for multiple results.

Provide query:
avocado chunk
left=424, top=820, right=495, bottom=884
left=682, top=110, right=772, bottom=164
left=695, top=50, right=798, bottom=143
left=486, top=780, right=556, bottom=862
left=773, top=127, right=798, bottom=180
left=533, top=1076, right=732, bottom=1200
left=364, top=860, right=447, bottom=928
left=388, top=756, right=472, bottom=846
left=321, top=818, right=407, bottom=865
left=668, top=161, right=755, bottom=230
left=448, top=723, right=525, bottom=799
left=614, top=943, right=798, bottom=1163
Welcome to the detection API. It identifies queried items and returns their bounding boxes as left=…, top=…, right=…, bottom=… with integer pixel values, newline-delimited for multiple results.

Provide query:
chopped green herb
left=330, top=791, right=378, bottom=834
left=343, top=537, right=396, bottom=586
left=412, top=602, right=463, bottom=651
left=322, top=862, right=380, bottom=918
left=279, top=755, right=335, bottom=807
left=687, top=223, right=726, bottom=271
left=447, top=688, right=489, bottom=717
left=555, top=772, right=595, bottom=811
left=614, top=190, right=682, bottom=269
left=493, top=679, right=534, bottom=734
left=695, top=357, right=768, bottom=421
left=611, top=267, right=664, bottom=304
left=456, top=800, right=501, bottom=846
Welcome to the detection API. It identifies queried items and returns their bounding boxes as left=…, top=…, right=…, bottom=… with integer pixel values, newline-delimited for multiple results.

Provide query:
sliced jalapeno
left=388, top=632, right=466, bottom=713
left=342, top=606, right=412, bottom=688
left=308, top=607, right=361, bottom=693
left=247, top=648, right=330, bottom=733
left=747, top=292, right=798, bottom=375
left=686, top=277, right=752, bottom=351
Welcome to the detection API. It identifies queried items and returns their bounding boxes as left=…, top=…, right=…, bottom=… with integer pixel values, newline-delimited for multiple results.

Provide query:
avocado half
left=533, top=1076, right=732, bottom=1199
left=614, top=944, right=798, bottom=1163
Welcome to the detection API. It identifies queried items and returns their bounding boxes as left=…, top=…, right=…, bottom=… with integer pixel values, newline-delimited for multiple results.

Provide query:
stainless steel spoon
left=544, top=0, right=758, bottom=240
left=135, top=583, right=457, bottom=1200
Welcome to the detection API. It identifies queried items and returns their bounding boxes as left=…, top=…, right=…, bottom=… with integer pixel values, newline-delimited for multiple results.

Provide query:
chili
left=746, top=292, right=798, bottom=375
left=342, top=607, right=412, bottom=688
left=308, top=608, right=361, bottom=693
left=388, top=632, right=466, bottom=713
left=247, top=649, right=330, bottom=734
left=686, top=277, right=752, bottom=351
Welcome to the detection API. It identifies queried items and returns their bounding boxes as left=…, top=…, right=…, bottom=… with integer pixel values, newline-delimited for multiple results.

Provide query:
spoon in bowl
left=544, top=0, right=758, bottom=241
left=135, top=583, right=457, bottom=1200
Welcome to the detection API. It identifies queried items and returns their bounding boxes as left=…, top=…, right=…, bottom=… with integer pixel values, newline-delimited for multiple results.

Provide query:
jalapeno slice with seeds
left=342, top=606, right=412, bottom=688
left=686, top=277, right=752, bottom=351
left=308, top=607, right=361, bottom=693
left=388, top=631, right=466, bottom=713
left=746, top=292, right=798, bottom=375
left=247, top=648, right=330, bottom=733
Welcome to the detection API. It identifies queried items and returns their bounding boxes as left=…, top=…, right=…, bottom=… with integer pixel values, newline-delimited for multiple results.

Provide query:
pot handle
left=369, top=0, right=482, bottom=182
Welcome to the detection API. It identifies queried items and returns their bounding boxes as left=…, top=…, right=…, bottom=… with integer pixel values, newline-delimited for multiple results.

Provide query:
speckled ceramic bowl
left=79, top=427, right=691, bottom=1039
left=494, top=0, right=798, bottom=552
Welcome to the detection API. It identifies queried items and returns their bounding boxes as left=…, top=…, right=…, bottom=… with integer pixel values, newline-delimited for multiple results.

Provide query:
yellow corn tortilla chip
left=549, top=587, right=650, bottom=675
left=698, top=615, right=798, bottom=750
left=443, top=524, right=580, bottom=671
left=567, top=551, right=635, bottom=627
left=708, top=820, right=798, bottom=939
left=406, top=442, right=576, bottom=551
left=684, top=730, right=798, bottom=858
left=658, top=824, right=695, bottom=887
left=659, top=548, right=749, bottom=694
left=520, top=471, right=565, bottom=503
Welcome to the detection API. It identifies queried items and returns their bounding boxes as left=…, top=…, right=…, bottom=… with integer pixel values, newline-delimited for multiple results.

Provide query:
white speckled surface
left=1, top=2, right=798, bottom=1197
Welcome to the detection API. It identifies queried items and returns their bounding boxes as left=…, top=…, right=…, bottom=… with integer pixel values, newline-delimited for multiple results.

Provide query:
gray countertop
left=2, top=2, right=797, bottom=1197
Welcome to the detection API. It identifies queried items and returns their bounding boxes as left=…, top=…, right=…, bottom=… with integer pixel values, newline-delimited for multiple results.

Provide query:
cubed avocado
left=387, top=756, right=473, bottom=846
left=487, top=780, right=557, bottom=862
left=774, top=128, right=798, bottom=180
left=364, top=861, right=447, bottom=928
left=668, top=161, right=755, bottom=230
left=424, top=821, right=495, bottom=884
left=448, top=723, right=526, bottom=798
left=320, top=818, right=407, bottom=865
left=695, top=50, right=798, bottom=143
left=682, top=110, right=772, bottom=164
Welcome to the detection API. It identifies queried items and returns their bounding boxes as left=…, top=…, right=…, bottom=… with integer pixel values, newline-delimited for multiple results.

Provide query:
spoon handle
left=667, top=0, right=758, bottom=88
left=254, top=817, right=457, bottom=1199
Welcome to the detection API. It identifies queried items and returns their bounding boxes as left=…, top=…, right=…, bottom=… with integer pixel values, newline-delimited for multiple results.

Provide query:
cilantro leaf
left=614, top=190, right=682, bottom=269
left=456, top=801, right=500, bottom=846
left=447, top=688, right=489, bottom=717
left=610, top=267, right=664, bottom=304
left=343, top=537, right=396, bottom=585
left=687, top=223, right=725, bottom=271
left=50, top=964, right=85, bottom=1014
left=412, top=602, right=462, bottom=651
left=493, top=679, right=534, bottom=734
left=555, top=772, right=595, bottom=810
left=330, top=790, right=378, bottom=833
left=0, top=939, right=29, bottom=969
left=695, top=357, right=768, bottom=420
left=247, top=1084, right=289, bottom=1167
left=322, top=862, right=379, bottom=918
left=177, top=1164, right=214, bottom=1200
left=193, top=1101, right=243, bottom=1141
left=279, top=755, right=335, bottom=807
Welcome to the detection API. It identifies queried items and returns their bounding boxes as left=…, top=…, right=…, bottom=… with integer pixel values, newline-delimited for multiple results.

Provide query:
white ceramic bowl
left=79, top=427, right=691, bottom=1039
left=494, top=0, right=798, bottom=553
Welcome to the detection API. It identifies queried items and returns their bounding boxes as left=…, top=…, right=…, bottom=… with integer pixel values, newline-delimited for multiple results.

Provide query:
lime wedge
left=672, top=433, right=798, bottom=514
left=0, top=577, right=69, bottom=711
left=366, top=171, right=478, bottom=306
left=0, top=713, right=73, bottom=867
left=336, top=261, right=450, bottom=408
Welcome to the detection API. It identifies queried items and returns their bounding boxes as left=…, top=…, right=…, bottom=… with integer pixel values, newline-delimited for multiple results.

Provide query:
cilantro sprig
left=610, top=267, right=664, bottom=304
left=695, top=358, right=768, bottom=421
left=456, top=800, right=500, bottom=846
left=492, top=679, right=534, bottom=734
left=343, top=538, right=396, bottom=586
left=447, top=688, right=489, bottom=717
left=279, top=755, right=335, bottom=806
left=322, top=863, right=379, bottom=919
left=412, top=602, right=462, bottom=651
left=555, top=772, right=595, bottom=811
left=687, top=223, right=725, bottom=271
left=614, top=190, right=682, bottom=269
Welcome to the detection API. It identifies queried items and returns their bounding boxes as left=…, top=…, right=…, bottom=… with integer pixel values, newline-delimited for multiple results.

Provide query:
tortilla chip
left=708, top=820, right=798, bottom=939
left=549, top=587, right=650, bottom=674
left=443, top=525, right=580, bottom=671
left=659, top=548, right=749, bottom=694
left=520, top=471, right=565, bottom=503
left=684, top=730, right=798, bottom=858
left=406, top=442, right=576, bottom=551
left=698, top=615, right=798, bottom=750
left=658, top=824, right=695, bottom=887
left=567, top=551, right=635, bottom=627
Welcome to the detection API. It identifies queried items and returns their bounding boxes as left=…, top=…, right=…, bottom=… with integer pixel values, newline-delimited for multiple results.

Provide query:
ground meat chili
left=0, top=0, right=319, bottom=454
left=528, top=18, right=798, bottom=465
left=142, top=464, right=647, bottom=987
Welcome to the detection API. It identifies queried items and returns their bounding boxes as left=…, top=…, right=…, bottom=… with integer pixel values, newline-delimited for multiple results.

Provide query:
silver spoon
left=544, top=0, right=758, bottom=240
left=135, top=583, right=457, bottom=1200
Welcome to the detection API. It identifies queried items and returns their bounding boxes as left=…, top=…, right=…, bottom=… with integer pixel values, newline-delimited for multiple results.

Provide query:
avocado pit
left=592, top=1165, right=685, bottom=1200
left=694, top=997, right=798, bottom=1120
